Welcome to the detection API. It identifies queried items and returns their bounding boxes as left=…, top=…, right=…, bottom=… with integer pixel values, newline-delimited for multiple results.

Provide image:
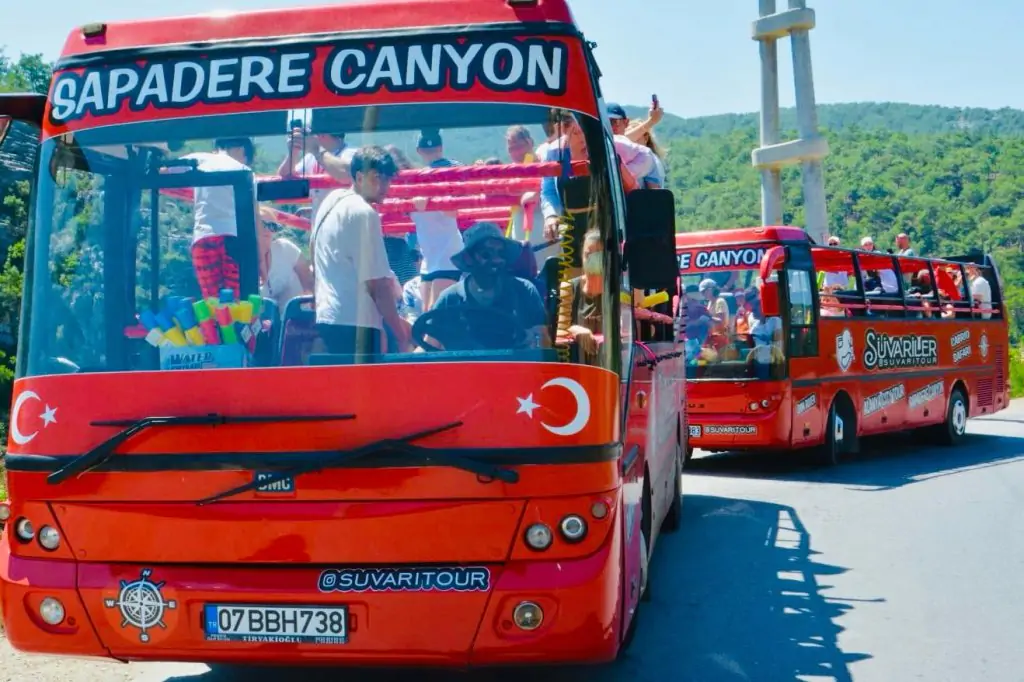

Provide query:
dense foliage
left=0, top=50, right=1019, bottom=419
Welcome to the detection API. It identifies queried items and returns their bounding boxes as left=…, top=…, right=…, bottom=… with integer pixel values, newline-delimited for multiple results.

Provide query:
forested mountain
left=0, top=50, right=1020, bottom=404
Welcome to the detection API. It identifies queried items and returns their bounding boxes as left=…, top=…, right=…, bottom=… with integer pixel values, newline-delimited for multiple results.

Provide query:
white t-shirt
left=971, top=275, right=992, bottom=319
left=311, top=190, right=392, bottom=329
left=412, top=211, right=463, bottom=275
left=174, top=152, right=253, bottom=244
left=823, top=271, right=849, bottom=289
left=260, top=238, right=305, bottom=314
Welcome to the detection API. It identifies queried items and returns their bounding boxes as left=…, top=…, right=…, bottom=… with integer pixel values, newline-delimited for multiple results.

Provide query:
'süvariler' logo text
left=862, top=330, right=938, bottom=371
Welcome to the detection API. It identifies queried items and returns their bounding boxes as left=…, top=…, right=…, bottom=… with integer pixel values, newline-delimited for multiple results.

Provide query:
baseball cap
left=417, top=129, right=443, bottom=149
left=606, top=103, right=627, bottom=120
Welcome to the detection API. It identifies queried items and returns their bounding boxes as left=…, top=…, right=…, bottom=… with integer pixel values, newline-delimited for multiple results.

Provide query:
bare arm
left=293, top=256, right=314, bottom=293
left=318, top=149, right=353, bottom=182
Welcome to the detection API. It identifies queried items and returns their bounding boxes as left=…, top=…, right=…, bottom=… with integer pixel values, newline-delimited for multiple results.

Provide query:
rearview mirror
left=623, top=189, right=678, bottom=294
left=0, top=116, right=11, bottom=147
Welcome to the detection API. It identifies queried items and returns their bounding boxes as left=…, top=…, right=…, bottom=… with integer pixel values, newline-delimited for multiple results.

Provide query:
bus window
left=855, top=252, right=902, bottom=317
left=786, top=269, right=818, bottom=358
left=812, top=247, right=859, bottom=317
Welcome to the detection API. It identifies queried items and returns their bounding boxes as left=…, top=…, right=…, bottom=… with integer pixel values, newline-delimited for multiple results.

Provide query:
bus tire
left=935, top=387, right=969, bottom=446
left=820, top=398, right=851, bottom=466
left=663, top=426, right=683, bottom=533
left=640, top=476, right=653, bottom=603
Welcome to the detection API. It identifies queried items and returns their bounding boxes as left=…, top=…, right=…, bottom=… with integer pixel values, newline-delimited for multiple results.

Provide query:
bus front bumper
left=0, top=529, right=623, bottom=667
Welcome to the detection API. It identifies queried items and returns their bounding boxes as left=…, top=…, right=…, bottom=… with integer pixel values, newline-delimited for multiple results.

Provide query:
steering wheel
left=411, top=306, right=530, bottom=352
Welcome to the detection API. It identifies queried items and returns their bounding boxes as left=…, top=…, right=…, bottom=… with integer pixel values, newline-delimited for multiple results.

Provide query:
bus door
left=781, top=244, right=824, bottom=446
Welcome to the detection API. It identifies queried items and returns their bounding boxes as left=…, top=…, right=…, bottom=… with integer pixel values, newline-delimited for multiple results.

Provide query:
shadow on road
left=159, top=496, right=871, bottom=682
left=688, top=428, right=1024, bottom=491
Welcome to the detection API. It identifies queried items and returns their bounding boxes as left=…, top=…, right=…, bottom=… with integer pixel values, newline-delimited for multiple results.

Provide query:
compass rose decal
left=104, top=568, right=177, bottom=643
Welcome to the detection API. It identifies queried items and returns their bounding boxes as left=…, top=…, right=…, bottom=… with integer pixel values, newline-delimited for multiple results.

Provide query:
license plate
left=203, top=604, right=348, bottom=644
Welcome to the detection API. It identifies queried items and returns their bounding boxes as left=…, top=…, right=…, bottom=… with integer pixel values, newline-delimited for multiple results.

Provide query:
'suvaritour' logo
left=317, top=567, right=490, bottom=593
left=862, top=329, right=938, bottom=371
left=48, top=36, right=570, bottom=125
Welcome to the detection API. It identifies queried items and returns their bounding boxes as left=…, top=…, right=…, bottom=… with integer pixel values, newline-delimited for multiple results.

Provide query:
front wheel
left=662, top=441, right=683, bottom=533
left=820, top=401, right=845, bottom=466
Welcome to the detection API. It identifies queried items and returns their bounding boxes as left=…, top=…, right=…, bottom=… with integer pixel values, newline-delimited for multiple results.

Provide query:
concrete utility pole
left=751, top=0, right=829, bottom=244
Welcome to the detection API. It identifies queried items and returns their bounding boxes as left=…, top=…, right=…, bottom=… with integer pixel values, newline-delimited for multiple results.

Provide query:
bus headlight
left=749, top=401, right=759, bottom=411
left=559, top=515, right=588, bottom=543
left=0, top=504, right=10, bottom=522
left=524, top=523, right=553, bottom=551
left=38, top=525, right=61, bottom=551
left=14, top=518, right=34, bottom=542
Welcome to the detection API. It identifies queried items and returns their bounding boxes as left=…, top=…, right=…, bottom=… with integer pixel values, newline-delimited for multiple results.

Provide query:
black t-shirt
left=432, top=275, right=547, bottom=349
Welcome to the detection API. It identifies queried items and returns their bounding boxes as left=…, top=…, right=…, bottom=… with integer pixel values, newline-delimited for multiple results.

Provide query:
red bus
left=676, top=226, right=1011, bottom=464
left=0, top=0, right=685, bottom=667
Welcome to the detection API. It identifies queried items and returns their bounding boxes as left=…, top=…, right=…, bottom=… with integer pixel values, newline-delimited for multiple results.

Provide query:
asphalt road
left=2, top=400, right=1022, bottom=682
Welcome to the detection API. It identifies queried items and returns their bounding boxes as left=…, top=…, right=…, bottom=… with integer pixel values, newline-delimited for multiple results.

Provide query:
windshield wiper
left=47, top=413, right=356, bottom=485
left=196, top=421, right=518, bottom=506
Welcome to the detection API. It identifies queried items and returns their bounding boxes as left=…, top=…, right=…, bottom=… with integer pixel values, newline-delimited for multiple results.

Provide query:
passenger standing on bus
left=506, top=125, right=557, bottom=265
left=966, top=264, right=993, bottom=319
left=175, top=137, right=263, bottom=300
left=410, top=130, right=464, bottom=311
left=311, top=146, right=411, bottom=356
left=258, top=207, right=313, bottom=316
left=896, top=233, right=916, bottom=257
left=747, top=291, right=783, bottom=378
left=539, top=109, right=647, bottom=277
left=564, top=230, right=605, bottom=362
left=699, top=278, right=731, bottom=348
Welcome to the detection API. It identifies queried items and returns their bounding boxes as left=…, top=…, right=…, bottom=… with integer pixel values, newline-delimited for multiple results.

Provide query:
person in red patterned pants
left=173, top=138, right=265, bottom=299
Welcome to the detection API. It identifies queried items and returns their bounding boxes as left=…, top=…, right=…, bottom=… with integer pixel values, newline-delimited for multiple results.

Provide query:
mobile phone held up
left=652, top=94, right=659, bottom=109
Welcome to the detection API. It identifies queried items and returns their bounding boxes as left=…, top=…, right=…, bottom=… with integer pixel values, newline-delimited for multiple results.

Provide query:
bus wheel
left=640, top=479, right=653, bottom=602
left=936, top=387, right=969, bottom=446
left=821, top=401, right=846, bottom=466
left=663, top=437, right=683, bottom=533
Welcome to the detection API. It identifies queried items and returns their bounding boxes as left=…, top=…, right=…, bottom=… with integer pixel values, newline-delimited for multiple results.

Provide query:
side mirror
left=760, top=280, right=780, bottom=317
left=0, top=116, right=11, bottom=147
left=623, top=189, right=678, bottom=294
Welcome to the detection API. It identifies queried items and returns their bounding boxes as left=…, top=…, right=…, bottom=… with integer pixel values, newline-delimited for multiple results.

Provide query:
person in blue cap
left=411, top=129, right=465, bottom=310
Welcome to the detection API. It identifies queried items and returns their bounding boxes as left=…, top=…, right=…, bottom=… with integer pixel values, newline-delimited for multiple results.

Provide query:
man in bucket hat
left=428, top=222, right=550, bottom=351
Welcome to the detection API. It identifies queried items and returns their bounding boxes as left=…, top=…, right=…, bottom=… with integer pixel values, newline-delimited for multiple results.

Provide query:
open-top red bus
left=676, top=226, right=1010, bottom=463
left=0, top=0, right=686, bottom=667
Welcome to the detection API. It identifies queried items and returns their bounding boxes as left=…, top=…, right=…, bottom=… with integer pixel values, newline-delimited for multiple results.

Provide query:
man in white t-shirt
left=966, top=264, right=993, bottom=319
left=171, top=137, right=262, bottom=300
left=310, top=145, right=411, bottom=355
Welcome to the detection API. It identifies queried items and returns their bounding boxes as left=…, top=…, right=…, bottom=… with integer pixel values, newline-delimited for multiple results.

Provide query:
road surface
left=2, top=400, right=1022, bottom=682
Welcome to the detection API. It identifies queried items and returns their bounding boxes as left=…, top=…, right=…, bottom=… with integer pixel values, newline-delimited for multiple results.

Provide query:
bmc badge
left=104, top=569, right=177, bottom=643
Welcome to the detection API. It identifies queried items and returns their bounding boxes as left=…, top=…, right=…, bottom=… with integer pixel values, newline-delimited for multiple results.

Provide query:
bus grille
left=994, top=344, right=1006, bottom=395
left=977, top=377, right=994, bottom=408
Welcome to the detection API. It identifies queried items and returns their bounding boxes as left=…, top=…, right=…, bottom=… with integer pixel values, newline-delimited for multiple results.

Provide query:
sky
left=2, top=0, right=1024, bottom=118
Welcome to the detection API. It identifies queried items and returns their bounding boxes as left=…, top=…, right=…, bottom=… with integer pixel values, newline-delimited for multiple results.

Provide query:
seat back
left=279, top=295, right=318, bottom=366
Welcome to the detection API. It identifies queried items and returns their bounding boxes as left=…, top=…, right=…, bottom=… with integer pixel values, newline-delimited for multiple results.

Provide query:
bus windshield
left=21, top=101, right=620, bottom=378
left=680, top=266, right=785, bottom=380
